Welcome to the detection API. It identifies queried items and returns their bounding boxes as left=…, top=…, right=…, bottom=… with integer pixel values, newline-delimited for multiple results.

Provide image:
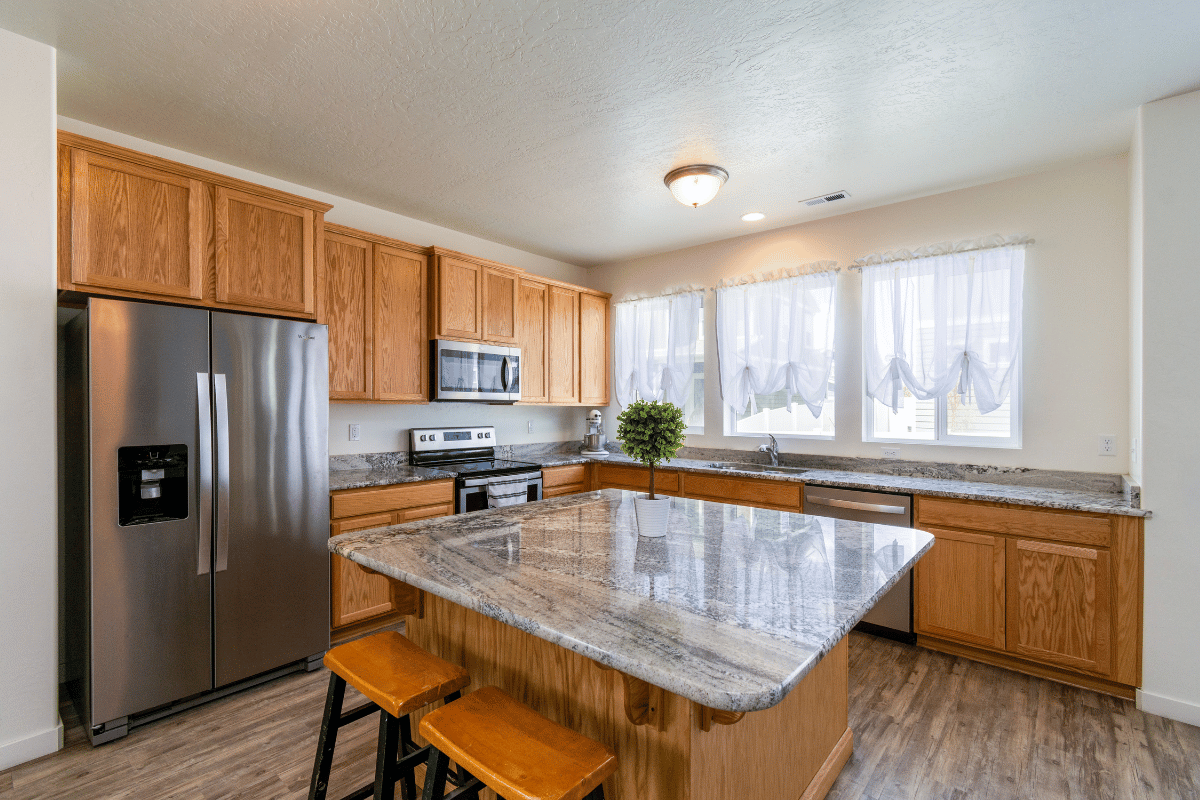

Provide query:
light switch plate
left=527, top=421, right=534, bottom=434
left=349, top=424, right=361, bottom=442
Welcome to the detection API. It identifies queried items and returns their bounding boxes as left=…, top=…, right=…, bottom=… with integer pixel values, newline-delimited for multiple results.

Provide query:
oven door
left=434, top=340, right=521, bottom=402
left=457, top=472, right=544, bottom=514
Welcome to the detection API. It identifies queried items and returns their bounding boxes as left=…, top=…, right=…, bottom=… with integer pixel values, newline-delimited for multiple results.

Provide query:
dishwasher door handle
left=805, top=494, right=908, bottom=515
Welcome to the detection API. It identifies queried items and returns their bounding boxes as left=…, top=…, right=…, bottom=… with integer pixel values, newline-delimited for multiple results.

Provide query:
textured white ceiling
left=2, top=0, right=1198, bottom=266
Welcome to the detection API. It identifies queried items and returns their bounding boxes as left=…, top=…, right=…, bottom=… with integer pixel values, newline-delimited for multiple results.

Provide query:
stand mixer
left=580, top=409, right=609, bottom=456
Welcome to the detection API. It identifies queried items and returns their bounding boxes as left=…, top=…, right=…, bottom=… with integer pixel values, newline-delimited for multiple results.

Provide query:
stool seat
left=323, top=630, right=470, bottom=719
left=419, top=686, right=617, bottom=800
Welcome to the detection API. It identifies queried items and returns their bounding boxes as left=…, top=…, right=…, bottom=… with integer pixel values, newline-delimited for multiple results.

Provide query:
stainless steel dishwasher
left=802, top=485, right=915, bottom=643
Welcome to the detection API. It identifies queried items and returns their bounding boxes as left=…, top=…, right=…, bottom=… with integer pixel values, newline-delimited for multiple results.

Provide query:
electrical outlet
left=349, top=424, right=361, bottom=442
left=881, top=447, right=900, bottom=459
left=1098, top=434, right=1116, bottom=456
left=527, top=421, right=534, bottom=434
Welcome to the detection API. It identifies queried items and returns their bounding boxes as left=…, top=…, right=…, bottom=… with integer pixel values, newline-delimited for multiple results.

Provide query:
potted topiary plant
left=615, top=399, right=687, bottom=537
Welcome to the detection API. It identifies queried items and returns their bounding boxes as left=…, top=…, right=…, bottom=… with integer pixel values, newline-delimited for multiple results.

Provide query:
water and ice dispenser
left=117, top=445, right=189, bottom=526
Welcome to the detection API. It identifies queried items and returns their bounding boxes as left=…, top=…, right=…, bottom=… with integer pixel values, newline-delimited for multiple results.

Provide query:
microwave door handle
left=501, top=356, right=511, bottom=391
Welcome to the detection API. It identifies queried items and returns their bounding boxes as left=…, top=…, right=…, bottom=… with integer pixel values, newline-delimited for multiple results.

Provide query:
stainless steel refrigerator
left=63, top=298, right=330, bottom=744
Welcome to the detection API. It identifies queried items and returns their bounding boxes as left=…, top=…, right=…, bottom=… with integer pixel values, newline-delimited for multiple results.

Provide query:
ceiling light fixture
left=664, top=164, right=729, bottom=207
left=741, top=212, right=765, bottom=222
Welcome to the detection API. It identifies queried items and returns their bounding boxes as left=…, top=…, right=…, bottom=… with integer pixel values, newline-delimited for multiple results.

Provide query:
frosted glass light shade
left=664, top=165, right=729, bottom=207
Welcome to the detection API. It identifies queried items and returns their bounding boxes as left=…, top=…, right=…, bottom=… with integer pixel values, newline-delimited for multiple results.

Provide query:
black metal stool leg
left=420, top=747, right=451, bottom=800
left=397, top=715, right=418, bottom=800
left=309, top=673, right=347, bottom=800
left=582, top=786, right=605, bottom=800
left=374, top=711, right=402, bottom=800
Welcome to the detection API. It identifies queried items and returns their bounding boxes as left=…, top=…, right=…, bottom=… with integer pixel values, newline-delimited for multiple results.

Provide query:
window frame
left=722, top=386, right=836, bottom=440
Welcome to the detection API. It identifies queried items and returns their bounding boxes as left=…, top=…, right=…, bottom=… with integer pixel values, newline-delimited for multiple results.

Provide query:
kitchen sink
left=706, top=462, right=810, bottom=476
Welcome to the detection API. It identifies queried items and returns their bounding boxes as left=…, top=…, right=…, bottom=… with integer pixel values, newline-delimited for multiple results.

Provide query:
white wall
left=56, top=118, right=603, bottom=455
left=0, top=28, right=62, bottom=770
left=595, top=156, right=1132, bottom=474
left=1133, top=89, right=1200, bottom=726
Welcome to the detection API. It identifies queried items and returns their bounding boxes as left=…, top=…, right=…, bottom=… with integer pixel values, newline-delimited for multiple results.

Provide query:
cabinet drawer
left=917, top=497, right=1111, bottom=547
left=595, top=464, right=680, bottom=495
left=542, top=464, right=588, bottom=488
left=683, top=474, right=801, bottom=511
left=332, top=480, right=454, bottom=520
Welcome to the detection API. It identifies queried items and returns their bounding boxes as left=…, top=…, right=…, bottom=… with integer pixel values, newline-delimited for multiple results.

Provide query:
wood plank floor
left=2, top=632, right=1197, bottom=799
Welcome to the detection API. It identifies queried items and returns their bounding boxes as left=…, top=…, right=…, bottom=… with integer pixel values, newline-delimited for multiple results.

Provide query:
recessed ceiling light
left=741, top=212, right=765, bottom=222
left=664, top=165, right=729, bottom=207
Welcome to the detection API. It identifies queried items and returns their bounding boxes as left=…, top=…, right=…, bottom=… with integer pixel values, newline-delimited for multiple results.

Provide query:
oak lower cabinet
left=541, top=464, right=591, bottom=498
left=595, top=463, right=681, bottom=496
left=58, top=131, right=330, bottom=319
left=329, top=480, right=454, bottom=633
left=682, top=473, right=801, bottom=512
left=323, top=224, right=429, bottom=403
left=913, top=496, right=1142, bottom=698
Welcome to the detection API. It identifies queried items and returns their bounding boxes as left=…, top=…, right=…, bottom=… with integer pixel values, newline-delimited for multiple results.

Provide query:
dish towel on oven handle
left=486, top=475, right=529, bottom=508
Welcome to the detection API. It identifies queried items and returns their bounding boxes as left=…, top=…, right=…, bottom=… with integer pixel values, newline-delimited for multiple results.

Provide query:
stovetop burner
left=432, top=459, right=540, bottom=478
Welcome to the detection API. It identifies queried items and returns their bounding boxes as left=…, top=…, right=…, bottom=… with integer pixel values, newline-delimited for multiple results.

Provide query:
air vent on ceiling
left=802, top=190, right=851, bottom=207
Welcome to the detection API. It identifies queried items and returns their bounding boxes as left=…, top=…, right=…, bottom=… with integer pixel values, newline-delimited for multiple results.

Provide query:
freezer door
left=86, top=299, right=214, bottom=725
left=211, top=313, right=330, bottom=687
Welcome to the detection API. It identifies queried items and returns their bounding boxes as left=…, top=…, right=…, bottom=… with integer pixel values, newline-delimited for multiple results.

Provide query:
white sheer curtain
left=716, top=268, right=837, bottom=416
left=861, top=242, right=1025, bottom=415
left=613, top=291, right=703, bottom=409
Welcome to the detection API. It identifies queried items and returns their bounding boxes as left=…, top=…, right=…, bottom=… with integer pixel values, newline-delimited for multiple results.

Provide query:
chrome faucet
left=757, top=434, right=779, bottom=467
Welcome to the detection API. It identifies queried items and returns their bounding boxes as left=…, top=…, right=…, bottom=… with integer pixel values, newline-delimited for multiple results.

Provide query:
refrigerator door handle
left=196, top=373, right=213, bottom=576
left=214, top=373, right=231, bottom=573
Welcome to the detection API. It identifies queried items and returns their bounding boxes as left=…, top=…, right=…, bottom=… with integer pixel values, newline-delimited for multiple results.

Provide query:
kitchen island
left=330, top=489, right=934, bottom=800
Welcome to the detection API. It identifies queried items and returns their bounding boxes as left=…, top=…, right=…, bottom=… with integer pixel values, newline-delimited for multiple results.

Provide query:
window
left=716, top=266, right=838, bottom=438
left=861, top=240, right=1025, bottom=448
left=682, top=306, right=704, bottom=432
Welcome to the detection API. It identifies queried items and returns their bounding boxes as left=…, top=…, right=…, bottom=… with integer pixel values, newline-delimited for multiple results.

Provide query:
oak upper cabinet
left=374, top=242, right=429, bottom=402
left=914, top=527, right=1006, bottom=650
left=64, top=146, right=206, bottom=300
left=58, top=131, right=331, bottom=319
left=548, top=285, right=580, bottom=404
left=432, top=251, right=482, bottom=340
left=323, top=229, right=373, bottom=400
left=215, top=187, right=315, bottom=315
left=1006, top=538, right=1111, bottom=675
left=517, top=278, right=549, bottom=403
left=482, top=266, right=519, bottom=344
left=323, top=223, right=429, bottom=403
left=579, top=292, right=610, bottom=406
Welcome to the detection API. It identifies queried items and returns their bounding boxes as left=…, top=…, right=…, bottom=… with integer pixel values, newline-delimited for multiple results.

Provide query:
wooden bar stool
left=309, top=631, right=470, bottom=800
left=418, top=686, right=618, bottom=800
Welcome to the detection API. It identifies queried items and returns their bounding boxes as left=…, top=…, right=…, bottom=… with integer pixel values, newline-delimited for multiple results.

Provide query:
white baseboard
left=1137, top=689, right=1200, bottom=727
left=0, top=718, right=63, bottom=772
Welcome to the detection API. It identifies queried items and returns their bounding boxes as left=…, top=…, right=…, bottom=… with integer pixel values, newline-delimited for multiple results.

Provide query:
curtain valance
left=716, top=268, right=837, bottom=417
left=613, top=290, right=703, bottom=409
left=861, top=241, right=1026, bottom=415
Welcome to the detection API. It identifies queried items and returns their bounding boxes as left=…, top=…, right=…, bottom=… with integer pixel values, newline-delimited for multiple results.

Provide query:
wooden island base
left=403, top=592, right=853, bottom=800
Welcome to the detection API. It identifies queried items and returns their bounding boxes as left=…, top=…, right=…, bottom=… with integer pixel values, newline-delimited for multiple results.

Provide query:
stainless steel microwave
left=432, top=340, right=522, bottom=402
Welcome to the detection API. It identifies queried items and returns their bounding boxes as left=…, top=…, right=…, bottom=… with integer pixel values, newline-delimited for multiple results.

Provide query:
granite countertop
left=330, top=489, right=934, bottom=713
left=330, top=450, right=1148, bottom=517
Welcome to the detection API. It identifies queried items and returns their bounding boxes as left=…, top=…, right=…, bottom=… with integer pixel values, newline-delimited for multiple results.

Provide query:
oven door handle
left=461, top=472, right=542, bottom=488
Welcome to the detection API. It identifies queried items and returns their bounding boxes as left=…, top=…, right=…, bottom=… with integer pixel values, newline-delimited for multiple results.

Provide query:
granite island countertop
left=330, top=488, right=934, bottom=713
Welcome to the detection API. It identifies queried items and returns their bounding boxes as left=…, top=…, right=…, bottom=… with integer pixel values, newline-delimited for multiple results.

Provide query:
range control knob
left=485, top=432, right=491, bottom=438
left=477, top=433, right=483, bottom=438
left=419, top=435, right=427, bottom=442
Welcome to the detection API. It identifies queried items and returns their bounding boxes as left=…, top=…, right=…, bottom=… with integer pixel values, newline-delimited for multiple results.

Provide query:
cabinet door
left=324, top=232, right=373, bottom=400
left=517, top=279, right=549, bottom=403
left=482, top=266, right=519, bottom=344
left=436, top=255, right=482, bottom=340
left=69, top=148, right=205, bottom=299
left=330, top=513, right=396, bottom=628
left=914, top=527, right=1006, bottom=650
left=1006, top=538, right=1112, bottom=675
left=215, top=186, right=315, bottom=315
left=375, top=245, right=429, bottom=402
left=579, top=293, right=609, bottom=406
left=548, top=286, right=580, bottom=404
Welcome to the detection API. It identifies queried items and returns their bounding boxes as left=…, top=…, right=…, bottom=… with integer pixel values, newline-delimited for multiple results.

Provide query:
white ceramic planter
left=634, top=496, right=671, bottom=538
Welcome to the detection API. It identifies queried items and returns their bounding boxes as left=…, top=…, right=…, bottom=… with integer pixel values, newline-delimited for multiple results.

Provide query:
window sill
left=864, top=435, right=1022, bottom=450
